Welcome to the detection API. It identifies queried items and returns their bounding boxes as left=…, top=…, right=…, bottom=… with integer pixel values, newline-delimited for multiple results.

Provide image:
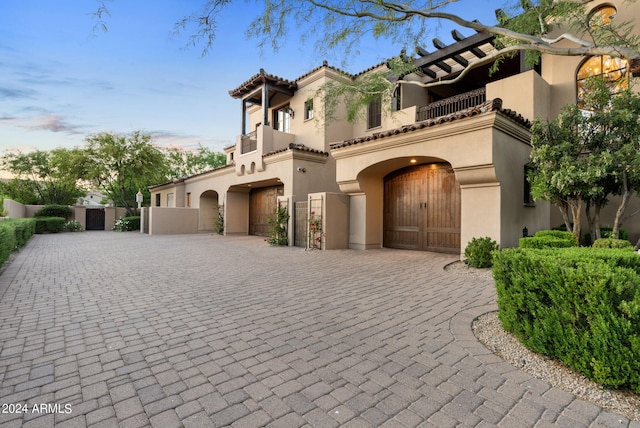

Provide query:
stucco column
left=72, top=206, right=86, bottom=230
left=348, top=193, right=383, bottom=250
left=455, top=165, right=501, bottom=258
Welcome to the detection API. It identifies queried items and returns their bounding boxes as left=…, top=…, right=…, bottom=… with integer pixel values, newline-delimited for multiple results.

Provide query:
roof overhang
left=229, top=69, right=297, bottom=104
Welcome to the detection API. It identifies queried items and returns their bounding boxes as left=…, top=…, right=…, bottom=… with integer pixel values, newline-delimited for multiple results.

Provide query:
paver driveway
left=0, top=232, right=635, bottom=427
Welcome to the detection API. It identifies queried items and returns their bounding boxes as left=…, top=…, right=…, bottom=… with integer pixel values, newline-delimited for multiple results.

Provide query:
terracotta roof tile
left=263, top=143, right=329, bottom=158
left=229, top=68, right=297, bottom=98
left=330, top=99, right=530, bottom=150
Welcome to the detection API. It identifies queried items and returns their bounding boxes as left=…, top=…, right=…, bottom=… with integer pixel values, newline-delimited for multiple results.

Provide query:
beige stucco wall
left=307, top=192, right=350, bottom=250
left=3, top=198, right=25, bottom=219
left=2, top=200, right=126, bottom=231
left=487, top=70, right=551, bottom=123
left=148, top=207, right=199, bottom=235
left=333, top=111, right=547, bottom=256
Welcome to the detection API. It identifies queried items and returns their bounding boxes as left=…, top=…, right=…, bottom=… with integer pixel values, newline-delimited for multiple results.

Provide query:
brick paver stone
left=0, top=233, right=635, bottom=426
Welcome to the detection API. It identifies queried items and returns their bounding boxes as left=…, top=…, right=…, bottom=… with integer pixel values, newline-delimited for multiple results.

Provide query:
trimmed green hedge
left=592, top=238, right=634, bottom=250
left=519, top=230, right=577, bottom=249
left=0, top=218, right=36, bottom=268
left=493, top=247, right=640, bottom=391
left=34, top=204, right=72, bottom=220
left=35, top=217, right=66, bottom=234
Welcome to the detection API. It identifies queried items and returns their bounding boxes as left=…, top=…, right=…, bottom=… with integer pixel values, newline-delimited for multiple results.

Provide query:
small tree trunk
left=594, top=202, right=602, bottom=241
left=586, top=200, right=596, bottom=245
left=558, top=201, right=572, bottom=232
left=569, top=197, right=582, bottom=244
left=613, top=173, right=630, bottom=239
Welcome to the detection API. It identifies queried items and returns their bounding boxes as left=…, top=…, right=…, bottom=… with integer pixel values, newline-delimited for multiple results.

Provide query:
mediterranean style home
left=147, top=0, right=640, bottom=257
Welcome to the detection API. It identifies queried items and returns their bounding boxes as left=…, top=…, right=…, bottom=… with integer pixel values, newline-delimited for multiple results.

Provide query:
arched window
left=576, top=55, right=628, bottom=108
left=576, top=5, right=627, bottom=107
left=589, top=4, right=616, bottom=27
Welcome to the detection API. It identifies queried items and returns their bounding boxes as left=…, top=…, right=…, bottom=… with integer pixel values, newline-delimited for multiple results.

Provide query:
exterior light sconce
left=297, top=167, right=306, bottom=173
left=285, top=107, right=295, bottom=118
left=523, top=226, right=528, bottom=237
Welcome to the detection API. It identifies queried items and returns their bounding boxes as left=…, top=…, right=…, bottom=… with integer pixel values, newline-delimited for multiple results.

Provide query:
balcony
left=241, top=131, right=257, bottom=154
left=235, top=125, right=296, bottom=176
left=416, top=88, right=486, bottom=122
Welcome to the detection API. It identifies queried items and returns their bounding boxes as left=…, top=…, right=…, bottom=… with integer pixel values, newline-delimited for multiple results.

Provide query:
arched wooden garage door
left=249, top=185, right=284, bottom=236
left=384, top=163, right=461, bottom=253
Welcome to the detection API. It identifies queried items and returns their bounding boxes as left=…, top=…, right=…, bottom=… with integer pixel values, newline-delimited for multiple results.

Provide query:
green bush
left=64, top=220, right=83, bottom=232
left=214, top=207, right=224, bottom=235
left=519, top=236, right=575, bottom=249
left=464, top=237, right=499, bottom=268
left=583, top=226, right=628, bottom=245
left=533, top=229, right=577, bottom=243
left=35, top=217, right=65, bottom=234
left=592, top=238, right=634, bottom=250
left=34, top=204, right=72, bottom=220
left=0, top=219, right=36, bottom=268
left=266, top=205, right=289, bottom=246
left=113, top=216, right=140, bottom=231
left=493, top=247, right=640, bottom=391
left=519, top=230, right=577, bottom=249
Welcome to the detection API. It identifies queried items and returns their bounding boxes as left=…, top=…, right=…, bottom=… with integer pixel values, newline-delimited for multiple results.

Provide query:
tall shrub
left=493, top=247, right=640, bottom=390
left=34, top=204, right=72, bottom=220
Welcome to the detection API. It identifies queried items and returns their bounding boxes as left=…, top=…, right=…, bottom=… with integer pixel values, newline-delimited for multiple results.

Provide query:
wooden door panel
left=249, top=185, right=284, bottom=236
left=384, top=164, right=460, bottom=253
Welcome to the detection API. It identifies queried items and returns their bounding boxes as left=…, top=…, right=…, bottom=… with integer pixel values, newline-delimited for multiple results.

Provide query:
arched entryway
left=384, top=163, right=461, bottom=253
left=199, top=190, right=219, bottom=231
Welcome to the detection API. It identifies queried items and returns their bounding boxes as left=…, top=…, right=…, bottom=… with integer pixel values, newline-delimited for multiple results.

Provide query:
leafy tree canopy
left=94, top=1, right=640, bottom=123
left=0, top=149, right=86, bottom=205
left=163, top=144, right=227, bottom=180
left=81, top=131, right=169, bottom=216
left=94, top=1, right=640, bottom=68
left=529, top=76, right=640, bottom=242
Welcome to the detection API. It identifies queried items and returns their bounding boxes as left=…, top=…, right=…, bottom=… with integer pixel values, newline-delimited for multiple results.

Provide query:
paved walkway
left=0, top=232, right=636, bottom=427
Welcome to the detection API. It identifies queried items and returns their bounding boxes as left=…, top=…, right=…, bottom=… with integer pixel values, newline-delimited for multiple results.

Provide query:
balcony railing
left=241, top=131, right=257, bottom=154
left=416, top=88, right=486, bottom=122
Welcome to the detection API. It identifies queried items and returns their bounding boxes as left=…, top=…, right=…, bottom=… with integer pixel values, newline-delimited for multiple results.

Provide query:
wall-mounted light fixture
left=297, top=167, right=306, bottom=173
left=285, top=106, right=295, bottom=119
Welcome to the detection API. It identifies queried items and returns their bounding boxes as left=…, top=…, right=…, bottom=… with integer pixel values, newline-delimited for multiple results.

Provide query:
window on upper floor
left=368, top=96, right=382, bottom=129
left=155, top=193, right=161, bottom=207
left=304, top=99, right=314, bottom=120
left=577, top=55, right=628, bottom=108
left=273, top=105, right=291, bottom=133
left=576, top=5, right=628, bottom=108
left=589, top=4, right=616, bottom=27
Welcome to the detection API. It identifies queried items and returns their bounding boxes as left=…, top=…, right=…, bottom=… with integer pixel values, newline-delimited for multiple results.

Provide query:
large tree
left=95, top=1, right=640, bottom=121
left=529, top=77, right=640, bottom=243
left=0, top=149, right=86, bottom=205
left=528, top=105, right=604, bottom=242
left=164, top=144, right=227, bottom=181
left=96, top=1, right=640, bottom=64
left=82, top=131, right=168, bottom=216
left=587, top=81, right=640, bottom=240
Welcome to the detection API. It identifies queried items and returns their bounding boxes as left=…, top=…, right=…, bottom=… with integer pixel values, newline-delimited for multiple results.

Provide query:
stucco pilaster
left=455, top=164, right=501, bottom=257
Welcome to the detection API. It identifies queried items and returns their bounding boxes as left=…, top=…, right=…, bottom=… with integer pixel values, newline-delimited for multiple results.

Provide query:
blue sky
left=0, top=1, right=498, bottom=158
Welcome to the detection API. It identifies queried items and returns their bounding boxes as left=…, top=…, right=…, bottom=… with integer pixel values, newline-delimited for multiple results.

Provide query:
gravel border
left=445, top=261, right=640, bottom=421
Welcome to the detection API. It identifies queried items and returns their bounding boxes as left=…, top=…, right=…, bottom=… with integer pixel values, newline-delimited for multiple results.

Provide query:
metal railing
left=241, top=131, right=257, bottom=154
left=416, top=88, right=486, bottom=122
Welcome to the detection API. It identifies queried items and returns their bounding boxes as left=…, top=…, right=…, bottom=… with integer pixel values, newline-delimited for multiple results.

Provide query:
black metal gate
left=86, top=209, right=105, bottom=231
